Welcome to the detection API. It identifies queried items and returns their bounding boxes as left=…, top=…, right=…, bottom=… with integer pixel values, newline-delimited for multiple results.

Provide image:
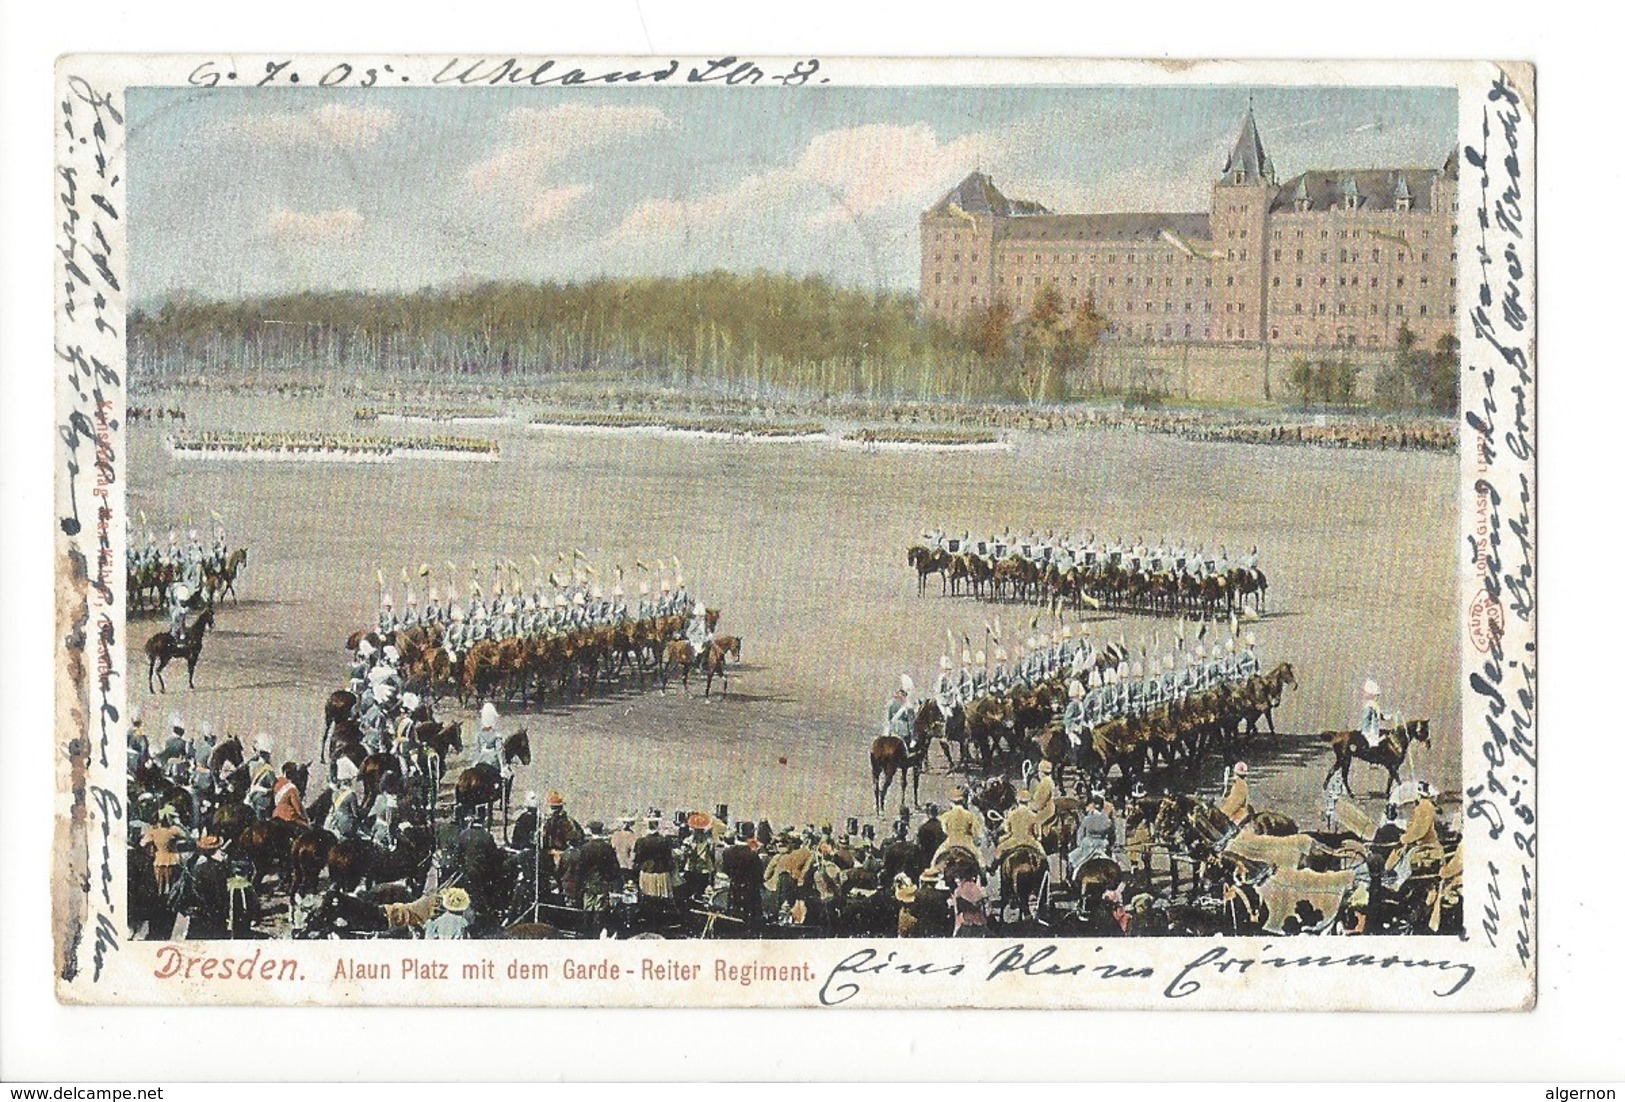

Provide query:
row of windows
left=1272, top=273, right=1441, bottom=290
left=1272, top=226, right=1437, bottom=241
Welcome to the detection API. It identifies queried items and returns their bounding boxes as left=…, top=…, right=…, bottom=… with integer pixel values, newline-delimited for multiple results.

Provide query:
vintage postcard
left=54, top=55, right=1535, bottom=1010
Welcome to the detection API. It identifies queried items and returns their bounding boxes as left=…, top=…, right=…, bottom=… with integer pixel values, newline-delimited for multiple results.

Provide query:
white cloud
left=464, top=103, right=671, bottom=195
left=607, top=121, right=1000, bottom=245
left=264, top=208, right=365, bottom=242
left=226, top=103, right=398, bottom=148
left=521, top=184, right=589, bottom=231
left=797, top=123, right=999, bottom=224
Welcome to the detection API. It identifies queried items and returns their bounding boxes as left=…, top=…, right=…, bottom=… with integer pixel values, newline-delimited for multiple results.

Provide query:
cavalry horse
left=868, top=731, right=929, bottom=814
left=144, top=608, right=214, bottom=692
left=454, top=728, right=531, bottom=839
left=203, top=548, right=249, bottom=606
left=906, top=545, right=951, bottom=595
left=1323, top=718, right=1431, bottom=797
left=661, top=635, right=740, bottom=697
left=998, top=844, right=1049, bottom=923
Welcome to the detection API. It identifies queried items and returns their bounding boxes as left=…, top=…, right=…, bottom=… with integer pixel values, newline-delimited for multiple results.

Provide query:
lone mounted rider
left=1360, top=679, right=1393, bottom=749
left=685, top=600, right=712, bottom=658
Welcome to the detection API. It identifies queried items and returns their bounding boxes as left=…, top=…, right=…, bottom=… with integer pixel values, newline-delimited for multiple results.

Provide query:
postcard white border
left=48, top=53, right=1534, bottom=1014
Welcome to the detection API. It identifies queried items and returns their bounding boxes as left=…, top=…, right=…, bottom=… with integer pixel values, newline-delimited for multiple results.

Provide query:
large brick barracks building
left=920, top=107, right=1459, bottom=351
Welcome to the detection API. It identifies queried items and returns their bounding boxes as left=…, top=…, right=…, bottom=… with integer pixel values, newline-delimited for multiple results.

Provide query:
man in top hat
left=1359, top=679, right=1391, bottom=749
left=576, top=822, right=625, bottom=934
left=1218, top=762, right=1251, bottom=826
left=424, top=887, right=471, bottom=939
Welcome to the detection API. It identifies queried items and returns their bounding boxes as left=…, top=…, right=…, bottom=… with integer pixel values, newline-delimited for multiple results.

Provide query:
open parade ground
left=126, top=385, right=1460, bottom=839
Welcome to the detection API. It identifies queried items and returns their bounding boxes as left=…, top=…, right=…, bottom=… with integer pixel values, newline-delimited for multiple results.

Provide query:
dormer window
left=1344, top=193, right=1357, bottom=211
left=1396, top=195, right=1412, bottom=213
left=1296, top=196, right=1311, bottom=213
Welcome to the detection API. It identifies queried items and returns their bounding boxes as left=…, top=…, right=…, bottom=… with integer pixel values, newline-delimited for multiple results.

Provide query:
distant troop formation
left=126, top=522, right=247, bottom=617
left=909, top=529, right=1267, bottom=616
left=357, top=555, right=738, bottom=702
left=873, top=615, right=1283, bottom=803
left=168, top=430, right=497, bottom=458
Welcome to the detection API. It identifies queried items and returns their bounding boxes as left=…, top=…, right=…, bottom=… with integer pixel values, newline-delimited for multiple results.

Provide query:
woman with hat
left=140, top=805, right=188, bottom=895
left=424, top=887, right=471, bottom=939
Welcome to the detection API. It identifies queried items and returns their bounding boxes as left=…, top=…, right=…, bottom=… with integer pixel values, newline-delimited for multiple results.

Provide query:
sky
left=127, top=84, right=1456, bottom=306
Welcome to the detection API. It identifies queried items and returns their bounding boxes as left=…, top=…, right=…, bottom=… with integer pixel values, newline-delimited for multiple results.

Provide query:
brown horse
left=144, top=608, right=214, bottom=692
left=1323, top=718, right=1431, bottom=797
left=869, top=733, right=928, bottom=814
left=907, top=545, right=951, bottom=595
left=911, top=699, right=969, bottom=772
left=203, top=548, right=249, bottom=605
left=454, top=728, right=531, bottom=837
left=661, top=636, right=737, bottom=697
left=998, top=845, right=1049, bottom=923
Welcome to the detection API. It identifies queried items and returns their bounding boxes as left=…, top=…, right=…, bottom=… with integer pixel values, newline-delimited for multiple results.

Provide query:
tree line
left=130, top=273, right=1450, bottom=413
left=129, top=273, right=1120, bottom=404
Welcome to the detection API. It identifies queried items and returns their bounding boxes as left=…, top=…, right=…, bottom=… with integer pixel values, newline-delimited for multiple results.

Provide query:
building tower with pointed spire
left=1211, top=104, right=1279, bottom=346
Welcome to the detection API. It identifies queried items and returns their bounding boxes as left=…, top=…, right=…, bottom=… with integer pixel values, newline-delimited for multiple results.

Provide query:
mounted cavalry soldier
left=930, top=787, right=987, bottom=875
left=245, top=733, right=277, bottom=816
left=887, top=675, right=916, bottom=747
left=1359, top=679, right=1391, bottom=749
left=1030, top=761, right=1057, bottom=831
left=167, top=582, right=193, bottom=640
left=325, top=757, right=363, bottom=839
left=377, top=592, right=396, bottom=635
left=182, top=529, right=205, bottom=593
left=993, top=790, right=1042, bottom=866
left=934, top=654, right=957, bottom=709
left=471, top=702, right=503, bottom=770
left=1062, top=679, right=1087, bottom=748
left=685, top=600, right=712, bottom=662
left=209, top=526, right=228, bottom=576
left=444, top=606, right=468, bottom=660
